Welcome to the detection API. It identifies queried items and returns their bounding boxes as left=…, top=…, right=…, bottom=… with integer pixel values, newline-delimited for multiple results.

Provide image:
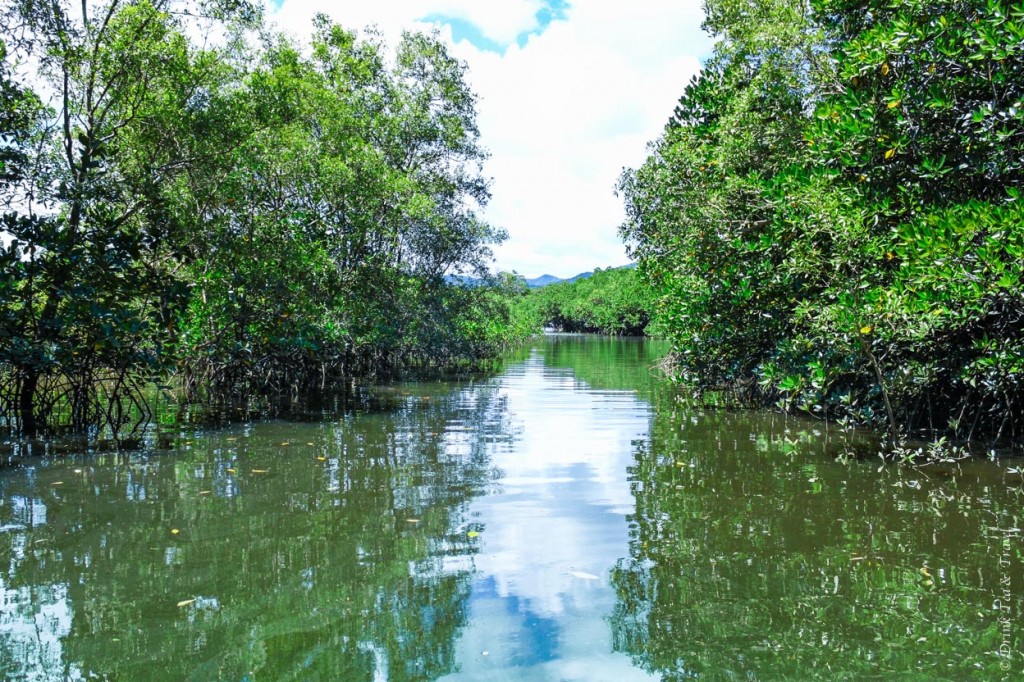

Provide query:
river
left=1, top=335, right=1021, bottom=680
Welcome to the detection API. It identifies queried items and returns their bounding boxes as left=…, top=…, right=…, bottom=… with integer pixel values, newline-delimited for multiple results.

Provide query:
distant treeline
left=619, top=0, right=1024, bottom=448
left=516, top=266, right=653, bottom=336
left=0, top=0, right=529, bottom=437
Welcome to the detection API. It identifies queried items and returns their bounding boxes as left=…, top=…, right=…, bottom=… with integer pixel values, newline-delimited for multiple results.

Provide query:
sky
left=265, top=0, right=713, bottom=279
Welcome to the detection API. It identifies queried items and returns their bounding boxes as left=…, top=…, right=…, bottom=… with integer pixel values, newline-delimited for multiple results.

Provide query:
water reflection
left=0, top=380, right=511, bottom=680
left=4, top=335, right=1020, bottom=680
left=611, top=407, right=1024, bottom=679
left=438, top=337, right=667, bottom=681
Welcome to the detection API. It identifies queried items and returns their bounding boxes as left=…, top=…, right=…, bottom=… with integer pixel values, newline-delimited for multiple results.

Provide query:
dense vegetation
left=619, top=0, right=1024, bottom=448
left=516, top=266, right=654, bottom=335
left=0, top=0, right=525, bottom=438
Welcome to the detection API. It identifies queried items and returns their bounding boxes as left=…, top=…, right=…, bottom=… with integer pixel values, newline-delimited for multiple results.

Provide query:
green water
left=1, top=335, right=1021, bottom=680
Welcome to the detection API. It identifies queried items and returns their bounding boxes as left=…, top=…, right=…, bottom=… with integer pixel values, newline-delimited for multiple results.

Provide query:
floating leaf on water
left=570, top=570, right=600, bottom=580
left=467, top=530, right=479, bottom=538
left=177, top=598, right=196, bottom=608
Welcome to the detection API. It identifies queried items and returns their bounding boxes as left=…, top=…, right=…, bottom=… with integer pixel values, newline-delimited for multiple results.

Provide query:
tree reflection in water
left=611, top=405, right=1024, bottom=679
left=0, top=380, right=512, bottom=680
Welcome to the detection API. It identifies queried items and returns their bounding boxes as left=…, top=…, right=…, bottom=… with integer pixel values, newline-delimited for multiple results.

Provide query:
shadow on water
left=0, top=378, right=513, bottom=680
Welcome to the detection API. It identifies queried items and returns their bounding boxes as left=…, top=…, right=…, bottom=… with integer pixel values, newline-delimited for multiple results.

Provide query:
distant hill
left=524, top=270, right=596, bottom=288
left=564, top=270, right=594, bottom=283
left=446, top=264, right=633, bottom=289
left=523, top=264, right=636, bottom=288
left=442, top=273, right=583, bottom=288
left=524, top=274, right=565, bottom=287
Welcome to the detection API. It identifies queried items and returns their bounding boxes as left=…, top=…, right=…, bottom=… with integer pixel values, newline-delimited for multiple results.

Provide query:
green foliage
left=0, top=2, right=525, bottom=437
left=0, top=0, right=224, bottom=435
left=517, top=266, right=654, bottom=336
left=168, top=24, right=521, bottom=396
left=619, top=0, right=1024, bottom=448
left=812, top=0, right=1024, bottom=207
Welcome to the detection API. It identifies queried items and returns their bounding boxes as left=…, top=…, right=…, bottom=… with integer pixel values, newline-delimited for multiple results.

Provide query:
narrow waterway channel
left=1, top=335, right=1021, bottom=680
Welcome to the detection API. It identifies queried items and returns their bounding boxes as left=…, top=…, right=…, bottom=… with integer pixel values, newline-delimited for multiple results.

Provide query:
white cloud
left=266, top=0, right=545, bottom=45
left=267, top=0, right=712, bottom=276
left=425, top=0, right=549, bottom=45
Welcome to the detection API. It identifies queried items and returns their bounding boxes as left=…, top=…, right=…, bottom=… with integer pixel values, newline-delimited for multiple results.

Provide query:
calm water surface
left=1, top=335, right=1021, bottom=680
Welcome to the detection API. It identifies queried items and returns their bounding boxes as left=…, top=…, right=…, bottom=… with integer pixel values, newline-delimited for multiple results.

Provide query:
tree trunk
left=18, top=369, right=39, bottom=437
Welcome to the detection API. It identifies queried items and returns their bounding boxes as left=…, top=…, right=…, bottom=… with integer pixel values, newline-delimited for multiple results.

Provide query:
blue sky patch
left=424, top=1, right=571, bottom=54
left=421, top=13, right=507, bottom=53
left=535, top=0, right=569, bottom=27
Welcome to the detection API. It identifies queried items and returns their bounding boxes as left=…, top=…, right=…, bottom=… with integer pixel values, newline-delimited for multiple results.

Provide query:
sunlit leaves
left=1, top=3, right=522, bottom=435
left=619, top=0, right=1024, bottom=447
